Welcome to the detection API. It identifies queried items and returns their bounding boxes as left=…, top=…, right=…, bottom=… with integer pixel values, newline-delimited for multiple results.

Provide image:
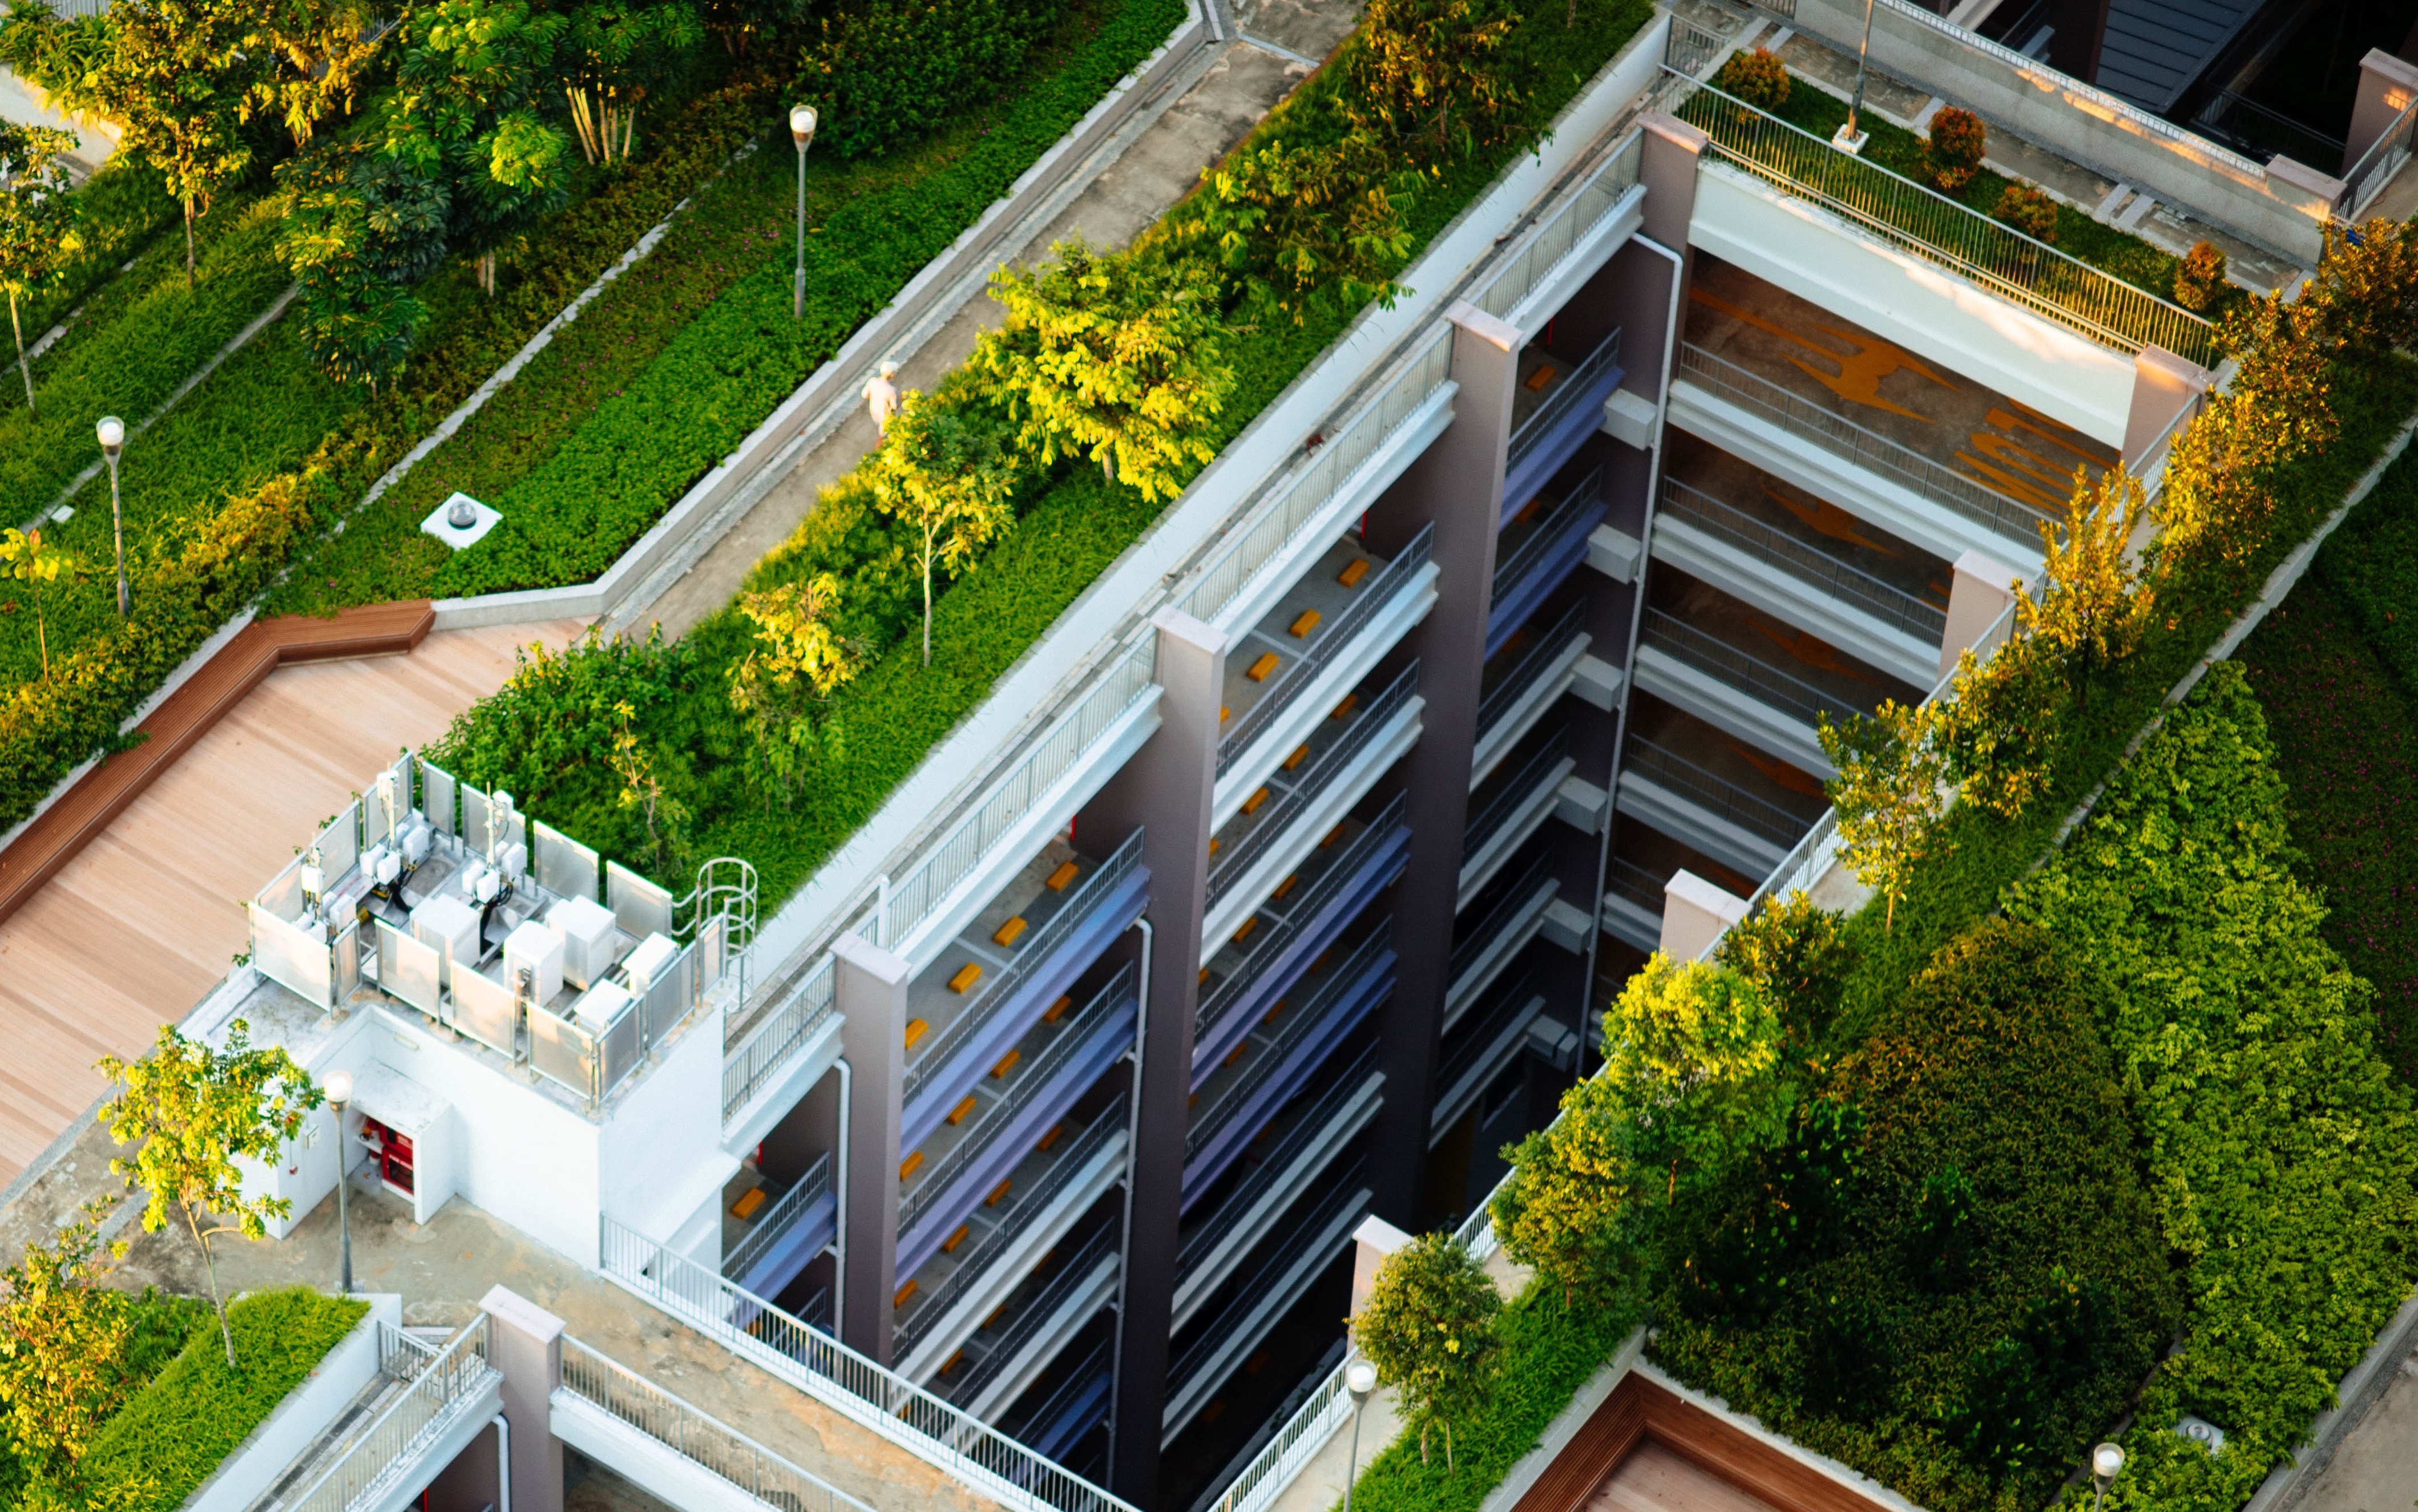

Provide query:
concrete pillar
left=2346, top=50, right=2418, bottom=174
left=1083, top=607, right=1224, bottom=1505
left=833, top=932, right=911, bottom=1364
left=423, top=1421, right=503, bottom=1512
left=1939, top=551, right=2020, bottom=681
left=2123, top=345, right=2214, bottom=472
left=1347, top=1216, right=1416, bottom=1327
left=1637, top=114, right=1707, bottom=253
left=1660, top=871, right=1750, bottom=963
left=479, top=1286, right=564, bottom=1512
left=1362, top=301, right=1520, bottom=1223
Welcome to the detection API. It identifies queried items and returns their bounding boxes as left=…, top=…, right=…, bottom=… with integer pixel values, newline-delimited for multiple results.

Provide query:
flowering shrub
left=1993, top=182, right=2055, bottom=242
left=2173, top=238, right=2226, bottom=310
left=1923, top=105, right=1983, bottom=191
left=1712, top=46, right=1787, bottom=112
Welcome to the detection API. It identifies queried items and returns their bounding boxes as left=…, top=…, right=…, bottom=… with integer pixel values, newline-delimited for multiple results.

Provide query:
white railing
left=288, top=1319, right=496, bottom=1512
left=870, top=637, right=1157, bottom=955
left=724, top=953, right=835, bottom=1121
left=1181, top=329, right=1456, bottom=629
left=598, top=1216, right=1138, bottom=1512
left=1474, top=129, right=1646, bottom=322
left=559, top=1336, right=875, bottom=1512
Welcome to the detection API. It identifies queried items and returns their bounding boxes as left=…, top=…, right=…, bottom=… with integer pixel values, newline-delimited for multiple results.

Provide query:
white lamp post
left=2090, top=1442, right=2126, bottom=1512
left=789, top=106, right=818, bottom=320
left=95, top=415, right=127, bottom=615
left=1342, top=1358, right=1379, bottom=1512
left=324, top=1069, right=354, bottom=1295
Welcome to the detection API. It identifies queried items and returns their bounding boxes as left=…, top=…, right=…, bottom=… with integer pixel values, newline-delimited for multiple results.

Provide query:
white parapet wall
left=184, top=1295, right=403, bottom=1512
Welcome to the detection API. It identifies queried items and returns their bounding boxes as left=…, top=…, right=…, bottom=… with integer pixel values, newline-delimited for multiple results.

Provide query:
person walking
left=865, top=360, right=902, bottom=436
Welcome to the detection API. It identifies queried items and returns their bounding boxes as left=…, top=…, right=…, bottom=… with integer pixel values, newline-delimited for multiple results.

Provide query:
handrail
left=1217, top=524, right=1436, bottom=777
left=1640, top=608, right=1875, bottom=729
left=598, top=1214, right=1138, bottom=1512
left=1207, top=664, right=1420, bottom=907
left=1431, top=971, right=1542, bottom=1109
left=899, top=965, right=1136, bottom=1239
left=1168, top=1162, right=1369, bottom=1392
left=1182, top=330, right=1456, bottom=629
left=1493, top=466, right=1604, bottom=602
left=1509, top=332, right=1623, bottom=466
left=1187, top=928, right=1392, bottom=1163
left=1176, top=1044, right=1380, bottom=1282
left=1657, top=476, right=1949, bottom=640
left=1474, top=131, right=1646, bottom=322
left=724, top=1152, right=833, bottom=1285
left=1622, top=737, right=1814, bottom=848
left=288, top=1319, right=496, bottom=1512
left=724, top=953, right=835, bottom=1122
left=560, top=1336, right=876, bottom=1512
left=2340, top=95, right=2418, bottom=218
left=1674, top=342, right=2052, bottom=544
left=1448, top=854, right=1556, bottom=987
left=873, top=637, right=1157, bottom=954
left=1606, top=856, right=1668, bottom=912
left=948, top=1226, right=1120, bottom=1406
left=902, top=830, right=1145, bottom=1107
left=895, top=1107, right=1127, bottom=1360
left=1463, top=726, right=1572, bottom=861
left=1477, top=600, right=1590, bottom=741
left=1193, top=793, right=1408, bottom=1050
left=1673, top=76, right=2221, bottom=367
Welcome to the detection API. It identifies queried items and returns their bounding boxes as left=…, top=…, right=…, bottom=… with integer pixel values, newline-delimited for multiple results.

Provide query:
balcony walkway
left=1682, top=256, right=2116, bottom=523
left=0, top=619, right=583, bottom=1195
left=1661, top=431, right=1951, bottom=611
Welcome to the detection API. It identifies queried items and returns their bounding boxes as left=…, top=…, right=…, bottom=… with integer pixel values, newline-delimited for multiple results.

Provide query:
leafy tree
left=1819, top=697, right=1951, bottom=935
left=276, top=144, right=449, bottom=387
left=85, top=0, right=271, bottom=286
left=973, top=238, right=1234, bottom=501
left=1491, top=1073, right=1631, bottom=1305
left=1932, top=635, right=2057, bottom=820
left=869, top=391, right=1019, bottom=664
left=1715, top=889, right=1855, bottom=1046
left=0, top=1200, right=135, bottom=1483
left=698, top=0, right=802, bottom=55
left=0, top=527, right=85, bottom=678
left=559, top=0, right=702, bottom=165
left=2019, top=465, right=2155, bottom=709
left=1604, top=953, right=1793, bottom=1206
left=1351, top=1232, right=1501, bottom=1467
left=96, top=1020, right=321, bottom=1367
left=792, top=0, right=1045, bottom=159
left=1192, top=134, right=1412, bottom=325
left=0, top=122, right=79, bottom=415
left=607, top=697, right=688, bottom=872
left=260, top=0, right=385, bottom=148
left=1345, top=0, right=1520, bottom=160
left=728, top=572, right=855, bottom=798
left=294, top=273, right=426, bottom=391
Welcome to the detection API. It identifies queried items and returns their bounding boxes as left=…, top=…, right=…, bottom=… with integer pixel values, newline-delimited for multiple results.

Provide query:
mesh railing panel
left=1622, top=737, right=1813, bottom=849
left=1657, top=476, right=1948, bottom=640
left=1474, top=132, right=1646, bottom=321
left=724, top=954, right=836, bottom=1121
left=724, top=1152, right=834, bottom=1284
left=1206, top=664, right=1419, bottom=908
left=1640, top=608, right=1869, bottom=729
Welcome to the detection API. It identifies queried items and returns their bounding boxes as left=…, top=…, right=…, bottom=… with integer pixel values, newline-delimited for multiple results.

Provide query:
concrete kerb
left=2251, top=1289, right=2418, bottom=1512
left=428, top=0, right=1216, bottom=637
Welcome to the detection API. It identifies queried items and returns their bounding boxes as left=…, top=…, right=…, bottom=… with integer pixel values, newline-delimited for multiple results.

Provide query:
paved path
left=2296, top=1340, right=2418, bottom=1512
left=0, top=620, right=583, bottom=1192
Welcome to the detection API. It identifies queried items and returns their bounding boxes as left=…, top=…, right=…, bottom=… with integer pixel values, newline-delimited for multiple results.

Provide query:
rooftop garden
left=1325, top=223, right=2418, bottom=1512
left=0, top=0, right=1182, bottom=830
left=418, top=0, right=1660, bottom=899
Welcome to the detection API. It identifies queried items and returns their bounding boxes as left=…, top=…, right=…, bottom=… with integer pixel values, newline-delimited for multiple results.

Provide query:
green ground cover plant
left=0, top=1283, right=203, bottom=1507
left=0, top=156, right=185, bottom=387
left=266, top=0, right=1174, bottom=611
left=426, top=0, right=1661, bottom=901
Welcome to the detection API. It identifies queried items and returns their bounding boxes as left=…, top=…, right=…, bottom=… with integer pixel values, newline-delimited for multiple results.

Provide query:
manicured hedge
left=78, top=1287, right=369, bottom=1512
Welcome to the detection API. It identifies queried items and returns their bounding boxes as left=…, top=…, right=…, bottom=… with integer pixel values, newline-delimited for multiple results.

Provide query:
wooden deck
left=0, top=618, right=584, bottom=1191
left=1513, top=1372, right=1894, bottom=1512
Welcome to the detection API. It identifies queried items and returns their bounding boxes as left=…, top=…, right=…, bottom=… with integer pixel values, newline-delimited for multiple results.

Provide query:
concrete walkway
left=2297, top=1341, right=2418, bottom=1512
left=634, top=0, right=1363, bottom=639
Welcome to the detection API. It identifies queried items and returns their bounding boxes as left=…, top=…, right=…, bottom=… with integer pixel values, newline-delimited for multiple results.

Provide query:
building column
left=833, top=933, right=911, bottom=1364
left=1939, top=551, right=2021, bottom=681
left=1637, top=113, right=1707, bottom=253
left=1659, top=871, right=1750, bottom=963
left=1362, top=300, right=1520, bottom=1226
left=2344, top=50, right=2418, bottom=175
left=479, top=1286, right=565, bottom=1512
left=2124, top=346, right=2214, bottom=471
left=1347, top=1216, right=1415, bottom=1322
left=1081, top=608, right=1225, bottom=1505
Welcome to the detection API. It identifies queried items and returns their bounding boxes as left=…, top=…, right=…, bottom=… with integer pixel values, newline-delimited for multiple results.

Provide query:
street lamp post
left=324, top=1069, right=354, bottom=1295
left=789, top=106, right=818, bottom=320
left=1342, top=1358, right=1378, bottom=1512
left=96, top=415, right=126, bottom=615
left=2090, top=1442, right=2126, bottom=1512
left=1837, top=0, right=1878, bottom=153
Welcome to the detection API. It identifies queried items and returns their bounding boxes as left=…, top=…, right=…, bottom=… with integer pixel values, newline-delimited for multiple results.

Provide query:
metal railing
left=1606, top=856, right=1668, bottom=913
left=2192, top=90, right=2344, bottom=176
left=1478, top=600, right=1589, bottom=741
left=1183, top=330, right=1456, bottom=628
left=1493, top=466, right=1604, bottom=604
left=1474, top=131, right=1646, bottom=321
left=895, top=1107, right=1127, bottom=1360
left=1508, top=333, right=1622, bottom=468
left=287, top=1320, right=496, bottom=1512
left=1463, top=727, right=1571, bottom=863
left=599, top=1214, right=1139, bottom=1512
left=1168, top=1163, right=1369, bottom=1393
left=1641, top=608, right=1871, bottom=729
left=900, top=966, right=1136, bottom=1239
left=948, top=1226, right=1119, bottom=1408
left=1217, top=525, right=1435, bottom=777
left=2341, top=95, right=2418, bottom=219
left=1658, top=476, right=1949, bottom=640
left=1207, top=664, right=1420, bottom=908
left=1188, top=927, right=1392, bottom=1163
left=1665, top=15, right=1726, bottom=80
left=1193, top=793, right=1408, bottom=1051
left=902, top=831, right=1144, bottom=1107
left=1623, top=737, right=1815, bottom=850
left=1431, top=971, right=1541, bottom=1116
left=1176, top=1044, right=1379, bottom=1282
left=1674, top=78, right=2219, bottom=367
left=1448, top=854, right=1556, bottom=988
left=724, top=1153, right=834, bottom=1285
left=1674, top=343, right=2049, bottom=545
left=1009, top=1336, right=1114, bottom=1453
left=871, top=637, right=1157, bottom=954
left=724, top=953, right=835, bottom=1122
left=560, top=1336, right=875, bottom=1512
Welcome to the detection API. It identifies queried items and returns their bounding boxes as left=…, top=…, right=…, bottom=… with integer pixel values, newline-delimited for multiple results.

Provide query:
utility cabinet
left=347, top=1062, right=461, bottom=1226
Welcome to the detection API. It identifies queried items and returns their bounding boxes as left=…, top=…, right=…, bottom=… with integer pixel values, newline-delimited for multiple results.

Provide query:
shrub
left=1353, top=1233, right=1502, bottom=1469
left=1713, top=46, right=1788, bottom=112
left=793, top=0, right=1061, bottom=159
left=2174, top=238, right=2226, bottom=310
left=1924, top=105, right=1984, bottom=191
left=1993, top=183, right=2056, bottom=242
